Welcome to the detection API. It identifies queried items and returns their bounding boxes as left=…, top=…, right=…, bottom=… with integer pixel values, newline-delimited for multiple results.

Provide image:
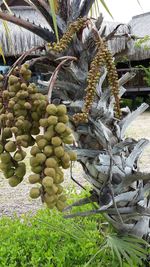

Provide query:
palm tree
left=0, top=0, right=149, bottom=242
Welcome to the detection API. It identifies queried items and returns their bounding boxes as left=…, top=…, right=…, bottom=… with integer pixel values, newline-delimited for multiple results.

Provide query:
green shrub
left=0, top=191, right=149, bottom=267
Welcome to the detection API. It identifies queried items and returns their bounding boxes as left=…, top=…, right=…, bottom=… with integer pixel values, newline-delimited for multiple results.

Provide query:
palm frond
left=85, top=234, right=148, bottom=267
left=0, top=45, right=6, bottom=64
left=106, top=235, right=148, bottom=267
left=98, top=0, right=113, bottom=19
left=48, top=0, right=59, bottom=42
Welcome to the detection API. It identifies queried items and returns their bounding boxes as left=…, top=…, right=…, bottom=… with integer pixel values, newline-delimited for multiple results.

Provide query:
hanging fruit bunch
left=0, top=64, right=76, bottom=211
left=29, top=103, right=77, bottom=211
left=73, top=40, right=121, bottom=123
left=47, top=17, right=121, bottom=122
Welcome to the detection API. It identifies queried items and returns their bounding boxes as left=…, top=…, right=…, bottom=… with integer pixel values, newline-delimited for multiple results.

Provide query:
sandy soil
left=0, top=112, right=150, bottom=217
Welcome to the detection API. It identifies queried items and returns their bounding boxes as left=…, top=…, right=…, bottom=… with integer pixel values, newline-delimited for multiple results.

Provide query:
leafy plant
left=0, top=190, right=149, bottom=267
left=138, top=65, right=150, bottom=87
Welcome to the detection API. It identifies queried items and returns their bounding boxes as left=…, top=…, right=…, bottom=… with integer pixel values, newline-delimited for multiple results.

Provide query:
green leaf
left=48, top=0, right=59, bottom=43
left=0, top=44, right=6, bottom=64
left=98, top=0, right=113, bottom=19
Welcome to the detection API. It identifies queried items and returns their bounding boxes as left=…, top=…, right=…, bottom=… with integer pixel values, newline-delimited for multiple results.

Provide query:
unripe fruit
left=62, top=135, right=74, bottom=144
left=4, top=168, right=15, bottom=179
left=44, top=168, right=56, bottom=178
left=57, top=185, right=63, bottom=194
left=51, top=137, right=62, bottom=146
left=47, top=116, right=58, bottom=125
left=45, top=158, right=58, bottom=168
left=42, top=176, right=53, bottom=188
left=43, top=145, right=53, bottom=157
left=14, top=150, right=26, bottom=161
left=39, top=118, right=48, bottom=127
left=57, top=105, right=67, bottom=115
left=36, top=135, right=44, bottom=142
left=61, top=152, right=70, bottom=163
left=61, top=127, right=72, bottom=137
left=68, top=151, right=77, bottom=161
left=58, top=194, right=67, bottom=202
left=30, top=146, right=41, bottom=156
left=46, top=104, right=57, bottom=115
left=44, top=193, right=56, bottom=205
left=15, top=163, right=26, bottom=178
left=55, top=123, right=66, bottom=134
left=9, top=75, right=18, bottom=85
left=31, top=166, right=43, bottom=174
left=56, top=200, right=66, bottom=211
left=24, top=102, right=31, bottom=109
left=28, top=174, right=40, bottom=184
left=58, top=115, right=69, bottom=123
left=5, top=141, right=16, bottom=152
left=1, top=152, right=11, bottom=163
left=37, top=138, right=48, bottom=149
left=2, top=127, right=12, bottom=139
left=45, top=184, right=58, bottom=195
left=8, top=176, right=20, bottom=187
left=6, top=113, right=14, bottom=120
left=29, top=187, right=41, bottom=199
left=61, top=162, right=70, bottom=169
left=54, top=146, right=64, bottom=158
left=36, top=153, right=46, bottom=163
left=11, top=127, right=18, bottom=134
left=44, top=130, right=55, bottom=141
left=30, top=157, right=39, bottom=167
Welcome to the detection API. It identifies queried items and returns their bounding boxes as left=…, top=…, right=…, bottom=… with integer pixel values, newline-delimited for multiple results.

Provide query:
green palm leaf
left=98, top=0, right=113, bottom=19
left=85, top=234, right=148, bottom=267
left=48, top=0, right=59, bottom=42
left=0, top=45, right=6, bottom=64
left=106, top=235, right=148, bottom=266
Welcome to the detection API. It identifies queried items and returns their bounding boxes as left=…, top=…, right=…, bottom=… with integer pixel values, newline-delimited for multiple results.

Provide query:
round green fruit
left=8, top=176, right=21, bottom=187
left=45, top=158, right=58, bottom=168
left=46, top=104, right=57, bottom=115
left=42, top=176, right=53, bottom=188
left=43, top=145, right=53, bottom=157
left=44, top=168, right=56, bottom=178
left=29, top=187, right=41, bottom=199
left=47, top=116, right=58, bottom=125
left=51, top=137, right=62, bottom=146
left=5, top=141, right=16, bottom=152
left=57, top=105, right=67, bottom=115
left=54, top=146, right=64, bottom=158
left=28, top=174, right=40, bottom=184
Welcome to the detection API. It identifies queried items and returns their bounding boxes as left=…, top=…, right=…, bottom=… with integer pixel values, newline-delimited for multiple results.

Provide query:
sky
left=98, top=0, right=150, bottom=22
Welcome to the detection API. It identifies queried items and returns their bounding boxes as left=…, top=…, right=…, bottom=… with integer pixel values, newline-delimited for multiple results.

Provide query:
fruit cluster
left=29, top=104, right=77, bottom=211
left=103, top=44, right=121, bottom=118
left=73, top=40, right=121, bottom=123
left=0, top=64, right=47, bottom=187
left=0, top=65, right=77, bottom=211
left=47, top=17, right=87, bottom=53
left=73, top=41, right=106, bottom=123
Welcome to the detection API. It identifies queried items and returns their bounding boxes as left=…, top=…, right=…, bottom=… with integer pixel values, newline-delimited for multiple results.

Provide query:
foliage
left=138, top=65, right=150, bottom=87
left=0, top=190, right=149, bottom=267
left=48, top=0, right=59, bottom=42
left=135, top=35, right=150, bottom=51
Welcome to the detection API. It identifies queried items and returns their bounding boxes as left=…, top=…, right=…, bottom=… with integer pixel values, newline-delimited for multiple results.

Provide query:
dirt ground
left=0, top=112, right=150, bottom=217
